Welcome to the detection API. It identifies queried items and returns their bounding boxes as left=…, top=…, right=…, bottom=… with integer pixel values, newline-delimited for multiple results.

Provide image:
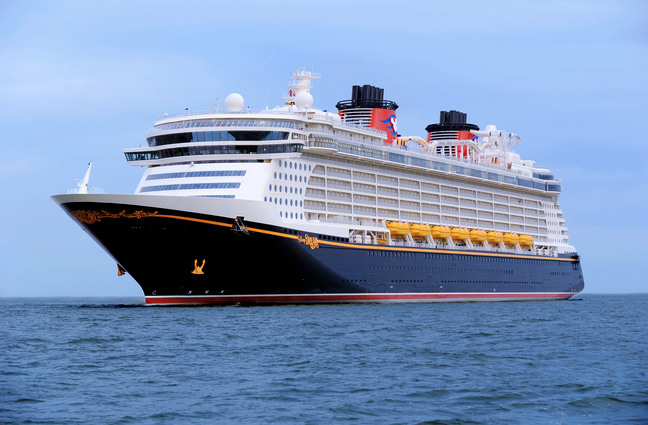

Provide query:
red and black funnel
left=336, top=85, right=399, bottom=143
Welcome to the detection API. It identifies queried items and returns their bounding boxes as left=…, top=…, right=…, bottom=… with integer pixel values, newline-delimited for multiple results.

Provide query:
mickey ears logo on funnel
left=380, top=114, right=398, bottom=137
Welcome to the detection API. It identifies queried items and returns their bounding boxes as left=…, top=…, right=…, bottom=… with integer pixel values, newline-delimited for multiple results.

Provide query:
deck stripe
left=149, top=214, right=576, bottom=262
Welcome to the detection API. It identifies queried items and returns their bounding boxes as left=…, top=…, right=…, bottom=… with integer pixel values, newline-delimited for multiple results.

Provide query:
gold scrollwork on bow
left=71, top=210, right=159, bottom=224
left=297, top=234, right=319, bottom=249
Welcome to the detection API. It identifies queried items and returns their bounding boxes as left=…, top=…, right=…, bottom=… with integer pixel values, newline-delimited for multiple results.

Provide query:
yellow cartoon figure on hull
left=192, top=259, right=205, bottom=275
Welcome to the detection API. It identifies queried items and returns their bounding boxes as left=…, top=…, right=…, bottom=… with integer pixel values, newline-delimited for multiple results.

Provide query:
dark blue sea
left=1, top=295, right=647, bottom=424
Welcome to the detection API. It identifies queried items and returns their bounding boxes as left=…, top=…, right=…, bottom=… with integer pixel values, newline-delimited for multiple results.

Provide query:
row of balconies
left=309, top=177, right=539, bottom=206
left=304, top=201, right=550, bottom=236
left=303, top=199, right=549, bottom=232
left=311, top=166, right=546, bottom=208
left=305, top=185, right=546, bottom=217
left=306, top=189, right=546, bottom=224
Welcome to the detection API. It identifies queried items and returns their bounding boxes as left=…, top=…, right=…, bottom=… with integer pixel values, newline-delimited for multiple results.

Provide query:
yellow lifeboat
left=387, top=221, right=409, bottom=237
left=410, top=223, right=431, bottom=238
left=469, top=229, right=487, bottom=243
left=518, top=234, right=534, bottom=247
left=451, top=227, right=469, bottom=241
left=503, top=233, right=520, bottom=246
left=431, top=225, right=451, bottom=240
left=487, top=231, right=503, bottom=244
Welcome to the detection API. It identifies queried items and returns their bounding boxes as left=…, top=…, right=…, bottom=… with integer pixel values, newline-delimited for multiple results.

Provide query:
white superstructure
left=123, top=69, right=574, bottom=257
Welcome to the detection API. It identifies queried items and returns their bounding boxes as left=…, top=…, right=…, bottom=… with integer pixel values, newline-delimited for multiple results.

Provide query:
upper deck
left=124, top=109, right=561, bottom=196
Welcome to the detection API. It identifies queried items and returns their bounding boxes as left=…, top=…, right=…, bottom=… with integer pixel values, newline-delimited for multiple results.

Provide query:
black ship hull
left=53, top=195, right=584, bottom=305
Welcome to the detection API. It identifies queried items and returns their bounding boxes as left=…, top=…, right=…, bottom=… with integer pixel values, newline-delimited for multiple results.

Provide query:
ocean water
left=1, top=295, right=647, bottom=424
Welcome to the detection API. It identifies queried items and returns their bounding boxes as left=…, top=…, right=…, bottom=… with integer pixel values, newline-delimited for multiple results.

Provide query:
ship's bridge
left=125, top=110, right=386, bottom=167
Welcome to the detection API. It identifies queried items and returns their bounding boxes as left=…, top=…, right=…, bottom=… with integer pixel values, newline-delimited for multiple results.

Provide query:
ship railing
left=67, top=188, right=105, bottom=194
left=377, top=200, right=399, bottom=208
left=327, top=194, right=352, bottom=203
left=383, top=144, right=517, bottom=173
left=309, top=129, right=385, bottom=147
left=400, top=182, right=420, bottom=190
left=150, top=114, right=523, bottom=175
left=380, top=239, right=554, bottom=256
left=326, top=216, right=355, bottom=225
left=328, top=182, right=352, bottom=191
left=354, top=186, right=377, bottom=195
left=354, top=199, right=377, bottom=206
left=305, top=191, right=326, bottom=200
left=327, top=171, right=352, bottom=179
left=154, top=109, right=387, bottom=136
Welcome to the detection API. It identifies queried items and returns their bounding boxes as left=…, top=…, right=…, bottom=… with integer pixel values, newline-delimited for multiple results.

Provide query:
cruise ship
left=52, top=68, right=584, bottom=305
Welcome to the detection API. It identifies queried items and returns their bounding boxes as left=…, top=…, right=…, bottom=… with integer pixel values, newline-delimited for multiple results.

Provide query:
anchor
left=230, top=216, right=250, bottom=236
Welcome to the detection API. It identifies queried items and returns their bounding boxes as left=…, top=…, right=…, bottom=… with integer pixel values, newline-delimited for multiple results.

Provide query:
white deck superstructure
left=123, top=69, right=574, bottom=258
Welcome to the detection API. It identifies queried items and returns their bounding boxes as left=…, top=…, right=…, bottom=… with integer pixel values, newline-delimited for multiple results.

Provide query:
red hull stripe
left=145, top=292, right=576, bottom=305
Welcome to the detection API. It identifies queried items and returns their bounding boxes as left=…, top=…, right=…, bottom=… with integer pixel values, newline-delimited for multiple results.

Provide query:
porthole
left=274, top=172, right=277, bottom=179
left=300, top=213, right=303, bottom=219
left=264, top=196, right=267, bottom=202
left=299, top=164, right=302, bottom=170
left=289, top=162, right=293, bottom=169
left=274, top=185, right=277, bottom=191
left=279, top=173, right=282, bottom=180
left=285, top=186, right=287, bottom=192
left=291, top=212, right=293, bottom=218
left=299, top=176, right=302, bottom=183
left=274, top=198, right=277, bottom=204
left=290, top=187, right=293, bottom=194
left=300, top=200, right=303, bottom=207
left=290, top=200, right=293, bottom=206
left=309, top=165, right=312, bottom=171
left=279, top=161, right=282, bottom=167
left=280, top=211, right=283, bottom=217
left=290, top=175, right=293, bottom=181
left=280, top=199, right=282, bottom=205
left=300, top=188, right=302, bottom=195
left=269, top=197, right=272, bottom=202
left=279, top=186, right=282, bottom=192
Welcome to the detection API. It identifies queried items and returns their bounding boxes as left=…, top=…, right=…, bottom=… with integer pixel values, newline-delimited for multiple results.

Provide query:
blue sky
left=0, top=0, right=646, bottom=296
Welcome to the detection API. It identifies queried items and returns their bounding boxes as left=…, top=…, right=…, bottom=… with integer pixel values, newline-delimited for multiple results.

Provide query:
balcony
left=327, top=181, right=352, bottom=191
left=353, top=183, right=376, bottom=194
left=328, top=192, right=352, bottom=203
left=304, top=200, right=326, bottom=211
left=305, top=189, right=326, bottom=199
left=378, top=187, right=398, bottom=197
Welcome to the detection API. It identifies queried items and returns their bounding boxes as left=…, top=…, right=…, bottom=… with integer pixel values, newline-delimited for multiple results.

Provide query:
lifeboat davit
left=410, top=223, right=431, bottom=238
left=518, top=234, right=534, bottom=247
left=451, top=227, right=469, bottom=241
left=431, top=225, right=451, bottom=240
left=487, top=231, right=503, bottom=244
left=387, top=221, right=410, bottom=236
left=503, top=233, right=520, bottom=246
left=469, top=229, right=487, bottom=242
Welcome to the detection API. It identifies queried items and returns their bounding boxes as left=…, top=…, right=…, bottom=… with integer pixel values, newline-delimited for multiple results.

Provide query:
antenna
left=76, top=162, right=92, bottom=194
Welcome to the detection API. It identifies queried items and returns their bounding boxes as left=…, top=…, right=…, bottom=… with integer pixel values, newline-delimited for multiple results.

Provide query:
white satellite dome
left=225, top=93, right=244, bottom=111
left=294, top=91, right=313, bottom=111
